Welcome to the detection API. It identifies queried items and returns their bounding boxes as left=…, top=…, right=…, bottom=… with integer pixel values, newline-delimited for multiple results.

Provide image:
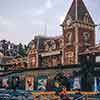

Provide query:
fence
left=0, top=89, right=100, bottom=100
left=32, top=91, right=100, bottom=100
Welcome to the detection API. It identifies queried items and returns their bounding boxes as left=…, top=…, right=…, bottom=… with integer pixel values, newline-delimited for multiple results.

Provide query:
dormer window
left=66, top=32, right=72, bottom=46
left=83, top=32, right=90, bottom=46
left=59, top=39, right=63, bottom=48
left=48, top=40, right=52, bottom=51
left=51, top=40, right=56, bottom=50
left=65, top=51, right=74, bottom=64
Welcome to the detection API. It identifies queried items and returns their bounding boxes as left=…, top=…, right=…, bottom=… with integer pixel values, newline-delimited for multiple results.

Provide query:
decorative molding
left=66, top=32, right=72, bottom=46
left=40, top=51, right=61, bottom=57
left=63, top=21, right=95, bottom=30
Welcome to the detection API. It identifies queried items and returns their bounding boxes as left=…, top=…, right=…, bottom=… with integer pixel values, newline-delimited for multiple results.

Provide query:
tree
left=23, top=44, right=28, bottom=56
left=18, top=43, right=25, bottom=57
left=0, top=39, right=28, bottom=57
left=0, top=40, right=8, bottom=55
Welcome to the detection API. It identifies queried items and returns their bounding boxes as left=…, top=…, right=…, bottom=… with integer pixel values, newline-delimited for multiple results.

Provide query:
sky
left=0, top=0, right=100, bottom=44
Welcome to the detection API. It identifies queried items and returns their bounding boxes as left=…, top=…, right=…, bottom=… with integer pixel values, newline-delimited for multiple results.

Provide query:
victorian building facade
left=28, top=0, right=96, bottom=68
left=27, top=36, right=64, bottom=67
left=0, top=0, right=99, bottom=91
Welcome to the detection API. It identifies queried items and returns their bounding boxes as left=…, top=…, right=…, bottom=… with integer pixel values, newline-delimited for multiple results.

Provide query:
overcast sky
left=0, top=0, right=100, bottom=44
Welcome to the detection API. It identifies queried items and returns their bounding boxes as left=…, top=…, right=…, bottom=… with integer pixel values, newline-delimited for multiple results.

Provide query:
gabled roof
left=27, top=35, right=63, bottom=54
left=34, top=35, right=63, bottom=50
left=63, top=0, right=95, bottom=25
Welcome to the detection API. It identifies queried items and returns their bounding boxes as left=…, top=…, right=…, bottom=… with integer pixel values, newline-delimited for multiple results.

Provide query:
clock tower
left=61, top=0, right=95, bottom=64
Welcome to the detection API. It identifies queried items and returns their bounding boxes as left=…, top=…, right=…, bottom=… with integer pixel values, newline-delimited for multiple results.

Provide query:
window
left=96, top=56, right=100, bottom=63
left=52, top=56, right=57, bottom=66
left=31, top=56, right=36, bottom=66
left=41, top=58, right=48, bottom=67
left=65, top=51, right=74, bottom=64
left=51, top=40, right=56, bottom=50
left=83, top=32, right=90, bottom=46
left=66, top=32, right=72, bottom=46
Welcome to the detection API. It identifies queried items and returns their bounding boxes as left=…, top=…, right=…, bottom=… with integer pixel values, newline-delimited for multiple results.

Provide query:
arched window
left=66, top=32, right=72, bottom=45
left=83, top=32, right=90, bottom=46
left=51, top=40, right=56, bottom=50
left=65, top=51, right=74, bottom=64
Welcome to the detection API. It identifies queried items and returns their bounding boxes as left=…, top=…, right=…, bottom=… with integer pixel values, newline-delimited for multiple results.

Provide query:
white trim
left=40, top=51, right=61, bottom=57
